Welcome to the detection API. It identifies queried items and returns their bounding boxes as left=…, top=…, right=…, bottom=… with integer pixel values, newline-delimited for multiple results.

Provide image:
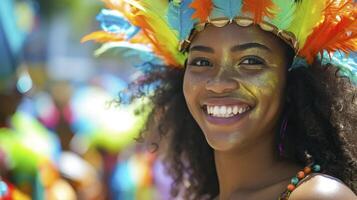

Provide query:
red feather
left=190, top=0, right=213, bottom=22
left=242, top=0, right=276, bottom=23
left=299, top=1, right=357, bottom=63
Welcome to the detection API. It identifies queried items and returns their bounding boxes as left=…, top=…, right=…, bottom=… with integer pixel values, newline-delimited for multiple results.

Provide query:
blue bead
left=291, top=177, right=299, bottom=185
left=0, top=181, right=8, bottom=196
left=313, top=164, right=321, bottom=172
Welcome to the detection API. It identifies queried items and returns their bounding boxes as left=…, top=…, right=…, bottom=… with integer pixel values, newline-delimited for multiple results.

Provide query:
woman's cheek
left=244, top=72, right=281, bottom=121
left=183, top=71, right=201, bottom=107
left=184, top=70, right=207, bottom=93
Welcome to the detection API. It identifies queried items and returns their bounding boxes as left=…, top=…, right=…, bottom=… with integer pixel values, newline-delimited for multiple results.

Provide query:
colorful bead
left=0, top=181, right=8, bottom=197
left=287, top=184, right=295, bottom=191
left=291, top=177, right=299, bottom=185
left=312, top=164, right=321, bottom=172
left=303, top=166, right=311, bottom=174
left=297, top=171, right=305, bottom=179
left=281, top=155, right=321, bottom=200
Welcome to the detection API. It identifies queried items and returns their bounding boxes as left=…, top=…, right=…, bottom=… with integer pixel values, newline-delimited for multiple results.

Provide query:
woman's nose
left=205, top=73, right=239, bottom=94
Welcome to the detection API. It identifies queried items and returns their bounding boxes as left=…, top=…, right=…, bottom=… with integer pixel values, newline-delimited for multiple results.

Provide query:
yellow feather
left=287, top=0, right=328, bottom=49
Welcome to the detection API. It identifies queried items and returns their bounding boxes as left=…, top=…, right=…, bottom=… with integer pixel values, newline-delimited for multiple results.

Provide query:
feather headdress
left=210, top=0, right=243, bottom=19
left=190, top=0, right=213, bottom=22
left=242, top=0, right=276, bottom=23
left=83, top=0, right=357, bottom=83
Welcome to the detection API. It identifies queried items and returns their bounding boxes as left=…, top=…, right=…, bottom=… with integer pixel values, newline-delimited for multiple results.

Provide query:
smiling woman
left=184, top=25, right=292, bottom=153
left=144, top=26, right=357, bottom=200
left=84, top=0, right=357, bottom=199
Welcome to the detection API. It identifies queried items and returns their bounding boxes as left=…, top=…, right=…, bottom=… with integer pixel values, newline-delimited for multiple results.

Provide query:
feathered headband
left=82, top=0, right=357, bottom=83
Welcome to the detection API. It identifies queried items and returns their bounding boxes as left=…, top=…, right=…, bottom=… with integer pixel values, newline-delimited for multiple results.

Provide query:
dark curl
left=132, top=61, right=357, bottom=199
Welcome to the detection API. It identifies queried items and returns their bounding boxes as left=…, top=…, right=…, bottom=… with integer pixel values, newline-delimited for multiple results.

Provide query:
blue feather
left=167, top=0, right=196, bottom=41
left=96, top=9, right=140, bottom=39
left=321, top=51, right=357, bottom=85
left=211, top=0, right=242, bottom=19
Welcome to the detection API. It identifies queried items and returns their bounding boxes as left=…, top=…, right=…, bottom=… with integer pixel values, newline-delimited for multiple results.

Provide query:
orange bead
left=287, top=184, right=296, bottom=191
left=304, top=167, right=311, bottom=174
left=297, top=171, right=305, bottom=179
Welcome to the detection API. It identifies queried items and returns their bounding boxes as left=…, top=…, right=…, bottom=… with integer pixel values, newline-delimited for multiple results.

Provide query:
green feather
left=271, top=0, right=296, bottom=30
left=287, top=0, right=326, bottom=48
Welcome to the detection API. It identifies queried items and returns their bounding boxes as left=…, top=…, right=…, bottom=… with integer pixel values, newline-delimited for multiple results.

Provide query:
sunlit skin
left=184, top=24, right=287, bottom=153
left=183, top=24, right=298, bottom=199
left=182, top=24, right=357, bottom=200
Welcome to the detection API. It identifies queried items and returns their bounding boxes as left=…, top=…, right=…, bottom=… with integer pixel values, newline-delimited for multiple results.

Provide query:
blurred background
left=0, top=0, right=172, bottom=199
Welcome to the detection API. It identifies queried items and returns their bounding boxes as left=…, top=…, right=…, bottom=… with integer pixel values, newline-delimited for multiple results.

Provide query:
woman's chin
left=203, top=130, right=248, bottom=152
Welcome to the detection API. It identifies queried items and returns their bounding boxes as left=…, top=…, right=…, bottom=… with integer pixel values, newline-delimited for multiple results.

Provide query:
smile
left=205, top=105, right=251, bottom=118
left=201, top=98, right=254, bottom=125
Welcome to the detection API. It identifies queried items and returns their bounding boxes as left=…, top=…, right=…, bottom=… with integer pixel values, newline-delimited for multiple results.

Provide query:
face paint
left=183, top=24, right=291, bottom=152
left=246, top=72, right=280, bottom=122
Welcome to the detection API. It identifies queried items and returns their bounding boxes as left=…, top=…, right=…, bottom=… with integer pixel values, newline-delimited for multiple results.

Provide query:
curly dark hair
left=129, top=57, right=357, bottom=199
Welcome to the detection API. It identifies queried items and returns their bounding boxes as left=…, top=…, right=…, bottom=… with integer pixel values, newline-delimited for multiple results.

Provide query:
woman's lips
left=201, top=98, right=254, bottom=125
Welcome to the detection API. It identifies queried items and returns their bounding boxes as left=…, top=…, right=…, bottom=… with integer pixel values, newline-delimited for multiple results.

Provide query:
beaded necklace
left=213, top=152, right=321, bottom=200
left=278, top=153, right=321, bottom=200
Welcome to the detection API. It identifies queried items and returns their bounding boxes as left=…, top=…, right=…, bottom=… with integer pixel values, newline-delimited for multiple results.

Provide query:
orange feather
left=81, top=31, right=126, bottom=43
left=299, top=0, right=357, bottom=63
left=190, top=0, right=213, bottom=22
left=101, top=0, right=135, bottom=22
left=299, top=15, right=357, bottom=64
left=323, top=0, right=354, bottom=18
left=102, top=0, right=123, bottom=13
left=134, top=16, right=178, bottom=66
left=102, top=0, right=115, bottom=10
left=242, top=0, right=276, bottom=23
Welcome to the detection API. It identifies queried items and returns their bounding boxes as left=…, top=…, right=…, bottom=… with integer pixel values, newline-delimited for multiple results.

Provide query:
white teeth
left=233, top=106, right=238, bottom=115
left=213, top=106, right=219, bottom=115
left=220, top=106, right=226, bottom=115
left=227, top=107, right=232, bottom=114
left=205, top=105, right=251, bottom=118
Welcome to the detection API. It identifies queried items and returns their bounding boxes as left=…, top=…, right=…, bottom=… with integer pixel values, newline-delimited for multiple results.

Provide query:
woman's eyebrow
left=231, top=42, right=271, bottom=52
left=189, top=45, right=214, bottom=53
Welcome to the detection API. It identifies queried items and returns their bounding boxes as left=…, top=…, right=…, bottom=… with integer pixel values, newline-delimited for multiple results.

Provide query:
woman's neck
left=214, top=133, right=297, bottom=200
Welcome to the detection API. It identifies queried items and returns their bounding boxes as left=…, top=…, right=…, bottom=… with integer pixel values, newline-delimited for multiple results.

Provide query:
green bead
left=291, top=177, right=299, bottom=185
left=313, top=164, right=321, bottom=172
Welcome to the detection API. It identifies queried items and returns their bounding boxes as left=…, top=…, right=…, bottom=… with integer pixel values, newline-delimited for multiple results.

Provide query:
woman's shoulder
left=289, top=173, right=357, bottom=200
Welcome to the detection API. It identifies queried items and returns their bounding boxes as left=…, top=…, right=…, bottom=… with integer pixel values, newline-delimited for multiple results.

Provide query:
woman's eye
left=189, top=58, right=212, bottom=67
left=240, top=57, right=264, bottom=65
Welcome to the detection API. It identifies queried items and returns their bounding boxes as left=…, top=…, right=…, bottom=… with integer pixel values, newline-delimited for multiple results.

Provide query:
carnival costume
left=83, top=0, right=357, bottom=199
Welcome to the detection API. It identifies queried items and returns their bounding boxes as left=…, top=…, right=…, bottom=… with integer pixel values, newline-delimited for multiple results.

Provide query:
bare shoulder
left=289, top=173, right=357, bottom=200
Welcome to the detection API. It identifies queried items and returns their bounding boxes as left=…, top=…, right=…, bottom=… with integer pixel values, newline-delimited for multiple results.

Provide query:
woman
left=84, top=0, right=357, bottom=199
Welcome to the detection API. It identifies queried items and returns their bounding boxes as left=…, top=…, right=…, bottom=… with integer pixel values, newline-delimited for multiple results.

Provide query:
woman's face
left=183, top=24, right=292, bottom=152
